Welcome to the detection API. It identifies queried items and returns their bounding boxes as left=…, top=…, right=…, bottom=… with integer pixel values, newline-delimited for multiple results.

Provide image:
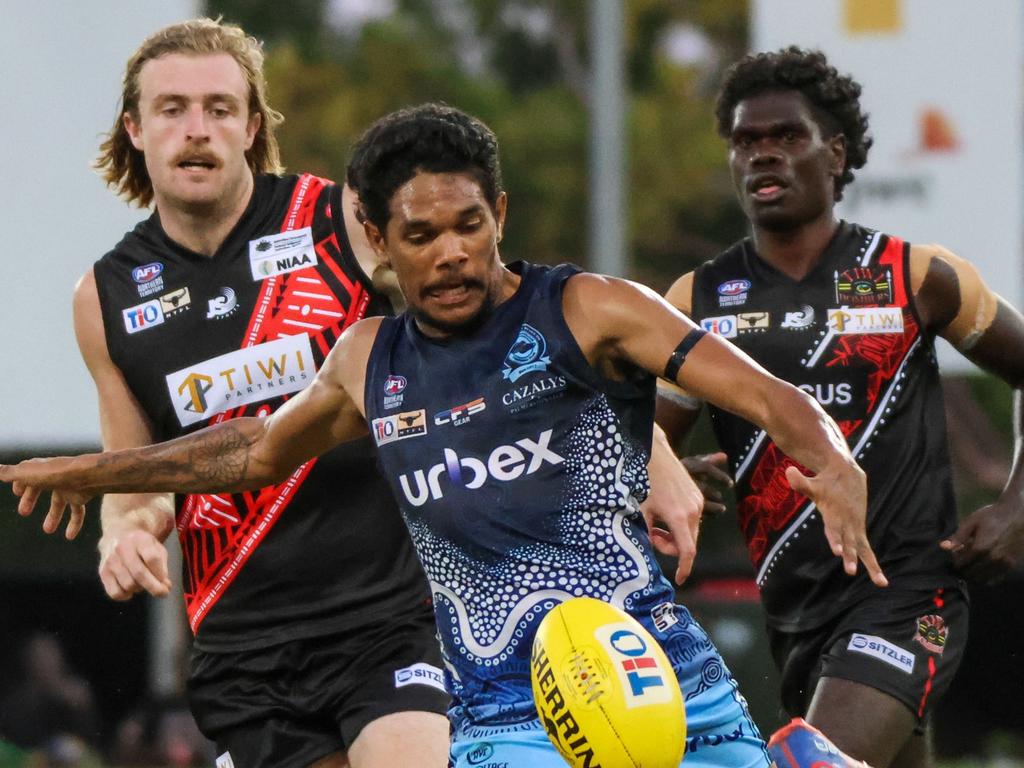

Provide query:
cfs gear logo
left=834, top=267, right=893, bottom=306
left=717, top=279, right=750, bottom=307
left=247, top=227, right=318, bottom=280
left=502, top=324, right=551, bottom=382
left=700, top=315, right=737, bottom=338
left=122, top=299, right=165, bottom=335
left=595, top=624, right=672, bottom=708
left=398, top=429, right=563, bottom=506
left=372, top=409, right=427, bottom=447
left=914, top=614, right=948, bottom=654
left=827, top=307, right=904, bottom=334
left=383, top=374, right=407, bottom=409
left=133, top=262, right=165, bottom=297
left=781, top=305, right=815, bottom=330
left=435, top=397, right=486, bottom=427
left=207, top=287, right=238, bottom=320
left=165, top=335, right=315, bottom=426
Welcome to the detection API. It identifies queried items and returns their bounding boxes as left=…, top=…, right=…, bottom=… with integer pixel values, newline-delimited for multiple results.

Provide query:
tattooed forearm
left=86, top=421, right=267, bottom=494
left=188, top=427, right=251, bottom=486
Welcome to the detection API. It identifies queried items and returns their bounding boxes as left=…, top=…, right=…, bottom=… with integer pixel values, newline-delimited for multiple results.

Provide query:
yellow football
left=530, top=597, right=687, bottom=768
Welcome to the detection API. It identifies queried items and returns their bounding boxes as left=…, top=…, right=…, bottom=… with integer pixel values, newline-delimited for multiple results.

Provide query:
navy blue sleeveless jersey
left=691, top=222, right=960, bottom=631
left=365, top=261, right=704, bottom=727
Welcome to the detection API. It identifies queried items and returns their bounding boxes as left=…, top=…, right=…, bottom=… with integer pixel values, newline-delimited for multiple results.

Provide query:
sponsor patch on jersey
left=595, top=623, right=673, bottom=708
left=372, top=409, right=427, bottom=446
left=915, top=614, right=948, bottom=654
left=165, top=335, right=315, bottom=426
left=394, top=662, right=446, bottom=693
left=651, top=602, right=679, bottom=632
left=122, top=298, right=165, bottom=334
left=827, top=307, right=904, bottom=334
left=834, top=266, right=893, bottom=306
left=501, top=375, right=567, bottom=414
left=398, top=430, right=562, bottom=506
left=847, top=633, right=915, bottom=674
left=781, top=305, right=815, bottom=330
left=133, top=261, right=165, bottom=297
left=248, top=227, right=318, bottom=280
left=700, top=315, right=737, bottom=338
left=383, top=374, right=407, bottom=409
left=159, top=287, right=191, bottom=317
left=207, top=287, right=239, bottom=320
left=435, top=397, right=486, bottom=427
left=717, top=279, right=750, bottom=307
left=736, top=311, right=769, bottom=333
left=132, top=262, right=163, bottom=284
left=502, top=324, right=551, bottom=382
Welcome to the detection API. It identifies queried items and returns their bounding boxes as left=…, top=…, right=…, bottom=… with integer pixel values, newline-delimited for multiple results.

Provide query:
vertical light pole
left=589, top=0, right=627, bottom=277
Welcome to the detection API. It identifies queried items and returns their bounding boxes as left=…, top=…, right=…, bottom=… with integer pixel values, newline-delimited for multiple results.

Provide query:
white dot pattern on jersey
left=405, top=395, right=655, bottom=667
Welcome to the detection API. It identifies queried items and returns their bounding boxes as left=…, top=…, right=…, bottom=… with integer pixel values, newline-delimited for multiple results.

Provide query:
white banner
left=751, top=0, right=1024, bottom=371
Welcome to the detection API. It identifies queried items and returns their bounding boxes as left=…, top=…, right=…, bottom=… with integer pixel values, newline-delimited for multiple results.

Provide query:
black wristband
left=663, top=328, right=707, bottom=381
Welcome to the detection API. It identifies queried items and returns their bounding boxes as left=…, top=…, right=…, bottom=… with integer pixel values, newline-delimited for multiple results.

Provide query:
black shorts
left=187, top=611, right=450, bottom=768
left=768, top=585, right=968, bottom=728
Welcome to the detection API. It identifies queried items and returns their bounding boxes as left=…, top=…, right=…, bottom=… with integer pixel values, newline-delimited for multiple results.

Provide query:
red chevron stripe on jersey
left=178, top=173, right=369, bottom=633
left=737, top=235, right=918, bottom=570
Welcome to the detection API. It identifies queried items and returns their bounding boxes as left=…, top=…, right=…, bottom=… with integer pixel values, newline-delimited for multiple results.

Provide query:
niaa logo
left=502, top=324, right=551, bottom=382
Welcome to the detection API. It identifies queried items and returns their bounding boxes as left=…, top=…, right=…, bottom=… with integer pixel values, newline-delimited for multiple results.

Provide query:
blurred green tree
left=206, top=0, right=750, bottom=283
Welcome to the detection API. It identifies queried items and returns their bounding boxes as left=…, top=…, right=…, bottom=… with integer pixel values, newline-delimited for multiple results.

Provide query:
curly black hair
left=715, top=47, right=873, bottom=201
left=346, top=103, right=503, bottom=232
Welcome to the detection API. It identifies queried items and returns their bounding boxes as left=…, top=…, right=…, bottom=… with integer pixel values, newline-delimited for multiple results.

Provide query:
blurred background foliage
left=210, top=0, right=748, bottom=290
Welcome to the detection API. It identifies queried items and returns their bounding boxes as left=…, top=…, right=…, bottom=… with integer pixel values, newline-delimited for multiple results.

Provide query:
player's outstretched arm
left=564, top=272, right=887, bottom=587
left=1, top=318, right=380, bottom=536
left=912, top=245, right=1024, bottom=582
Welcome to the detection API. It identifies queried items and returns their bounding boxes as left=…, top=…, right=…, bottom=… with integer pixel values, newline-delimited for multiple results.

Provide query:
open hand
left=0, top=457, right=94, bottom=539
left=786, top=461, right=888, bottom=588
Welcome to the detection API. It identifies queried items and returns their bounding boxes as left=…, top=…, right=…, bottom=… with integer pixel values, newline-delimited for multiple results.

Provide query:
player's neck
left=154, top=171, right=255, bottom=258
left=750, top=214, right=839, bottom=281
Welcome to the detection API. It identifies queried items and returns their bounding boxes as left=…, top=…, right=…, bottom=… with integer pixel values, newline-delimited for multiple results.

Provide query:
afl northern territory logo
left=502, top=324, right=551, bottom=382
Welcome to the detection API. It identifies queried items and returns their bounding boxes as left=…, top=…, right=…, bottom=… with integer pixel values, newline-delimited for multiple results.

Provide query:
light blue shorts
left=450, top=654, right=770, bottom=767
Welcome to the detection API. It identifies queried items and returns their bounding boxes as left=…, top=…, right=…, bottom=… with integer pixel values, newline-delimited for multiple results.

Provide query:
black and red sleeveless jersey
left=94, top=173, right=432, bottom=652
left=691, top=221, right=960, bottom=631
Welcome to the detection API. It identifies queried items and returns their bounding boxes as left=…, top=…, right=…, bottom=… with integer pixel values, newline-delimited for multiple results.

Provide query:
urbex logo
left=166, top=335, right=315, bottom=426
left=397, top=430, right=562, bottom=506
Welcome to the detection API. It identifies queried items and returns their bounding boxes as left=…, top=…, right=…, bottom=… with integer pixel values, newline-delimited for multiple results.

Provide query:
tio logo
left=609, top=629, right=665, bottom=697
left=122, top=299, right=165, bottom=334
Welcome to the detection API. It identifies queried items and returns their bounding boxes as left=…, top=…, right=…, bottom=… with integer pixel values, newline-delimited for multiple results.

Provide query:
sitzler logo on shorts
left=165, top=335, right=315, bottom=426
left=398, top=430, right=563, bottom=506
left=393, top=662, right=447, bottom=693
left=847, top=633, right=915, bottom=674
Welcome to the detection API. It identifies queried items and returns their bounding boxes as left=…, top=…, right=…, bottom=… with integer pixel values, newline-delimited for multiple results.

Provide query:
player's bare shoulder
left=664, top=271, right=695, bottom=316
left=320, top=316, right=386, bottom=398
